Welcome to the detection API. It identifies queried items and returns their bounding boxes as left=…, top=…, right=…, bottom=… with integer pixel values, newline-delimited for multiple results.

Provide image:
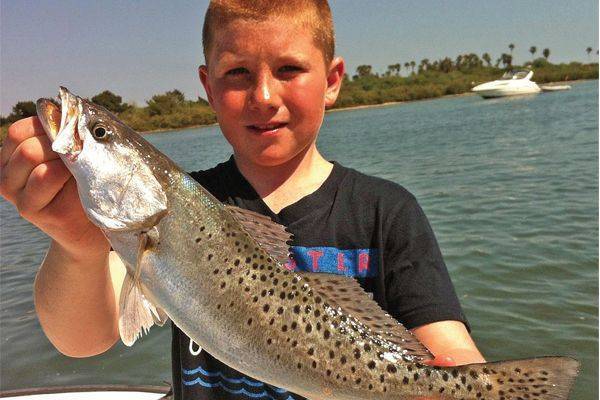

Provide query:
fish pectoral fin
left=118, top=273, right=158, bottom=346
left=118, top=229, right=167, bottom=345
left=297, top=271, right=434, bottom=362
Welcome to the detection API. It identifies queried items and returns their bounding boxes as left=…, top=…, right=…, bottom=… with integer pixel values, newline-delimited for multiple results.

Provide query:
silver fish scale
left=130, top=169, right=478, bottom=399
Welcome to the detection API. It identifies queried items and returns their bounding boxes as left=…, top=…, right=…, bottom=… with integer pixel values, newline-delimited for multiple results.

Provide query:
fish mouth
left=36, top=87, right=83, bottom=161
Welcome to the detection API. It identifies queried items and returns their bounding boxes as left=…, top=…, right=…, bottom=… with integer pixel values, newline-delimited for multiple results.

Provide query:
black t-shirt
left=171, top=156, right=468, bottom=400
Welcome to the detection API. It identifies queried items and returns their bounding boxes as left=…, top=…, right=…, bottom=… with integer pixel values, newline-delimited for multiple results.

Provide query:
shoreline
left=140, top=78, right=596, bottom=135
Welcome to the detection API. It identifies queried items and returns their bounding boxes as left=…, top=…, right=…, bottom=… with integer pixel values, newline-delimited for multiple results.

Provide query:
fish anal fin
left=225, top=205, right=292, bottom=265
left=297, top=271, right=434, bottom=362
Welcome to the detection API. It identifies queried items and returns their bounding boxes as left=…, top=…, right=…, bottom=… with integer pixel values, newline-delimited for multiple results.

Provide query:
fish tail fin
left=467, top=356, right=579, bottom=400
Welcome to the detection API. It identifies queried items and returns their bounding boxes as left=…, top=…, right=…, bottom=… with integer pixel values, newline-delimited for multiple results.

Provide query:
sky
left=1, top=0, right=598, bottom=115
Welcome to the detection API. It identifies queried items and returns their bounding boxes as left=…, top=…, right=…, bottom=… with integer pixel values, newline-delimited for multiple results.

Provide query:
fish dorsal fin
left=225, top=205, right=293, bottom=265
left=297, top=272, right=434, bottom=362
left=118, top=230, right=168, bottom=346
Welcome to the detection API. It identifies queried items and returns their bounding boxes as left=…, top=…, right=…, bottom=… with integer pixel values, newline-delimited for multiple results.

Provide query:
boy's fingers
left=0, top=135, right=60, bottom=198
left=1, top=117, right=47, bottom=167
left=18, top=159, right=72, bottom=215
left=423, top=355, right=456, bottom=367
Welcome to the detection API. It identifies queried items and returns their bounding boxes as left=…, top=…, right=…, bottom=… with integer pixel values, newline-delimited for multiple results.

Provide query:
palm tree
left=586, top=47, right=593, bottom=61
left=509, top=43, right=515, bottom=55
left=542, top=48, right=550, bottom=60
left=529, top=46, right=537, bottom=60
left=418, top=59, right=430, bottom=73
left=410, top=61, right=416, bottom=74
left=404, top=62, right=410, bottom=73
left=394, top=63, right=401, bottom=76
left=482, top=53, right=492, bottom=67
left=355, top=65, right=372, bottom=77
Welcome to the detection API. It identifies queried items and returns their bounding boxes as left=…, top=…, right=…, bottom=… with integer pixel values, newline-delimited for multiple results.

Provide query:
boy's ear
left=198, top=65, right=215, bottom=108
left=324, top=57, right=345, bottom=109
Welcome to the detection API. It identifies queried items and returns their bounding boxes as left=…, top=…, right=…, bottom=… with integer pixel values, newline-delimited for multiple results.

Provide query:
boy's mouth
left=247, top=122, right=288, bottom=135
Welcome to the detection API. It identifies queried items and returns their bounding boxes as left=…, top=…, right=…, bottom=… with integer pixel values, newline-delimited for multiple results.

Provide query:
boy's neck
left=234, top=144, right=334, bottom=214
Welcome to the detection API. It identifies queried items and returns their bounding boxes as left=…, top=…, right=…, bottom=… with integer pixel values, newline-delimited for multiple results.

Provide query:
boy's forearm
left=34, top=240, right=119, bottom=357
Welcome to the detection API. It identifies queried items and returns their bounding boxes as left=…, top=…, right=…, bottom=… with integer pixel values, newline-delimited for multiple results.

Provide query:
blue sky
left=1, top=0, right=598, bottom=115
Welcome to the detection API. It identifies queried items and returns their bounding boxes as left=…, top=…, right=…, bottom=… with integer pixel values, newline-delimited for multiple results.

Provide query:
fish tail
left=466, top=356, right=579, bottom=400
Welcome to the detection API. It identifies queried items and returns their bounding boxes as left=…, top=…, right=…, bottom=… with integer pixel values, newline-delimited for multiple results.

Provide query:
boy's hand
left=0, top=117, right=110, bottom=260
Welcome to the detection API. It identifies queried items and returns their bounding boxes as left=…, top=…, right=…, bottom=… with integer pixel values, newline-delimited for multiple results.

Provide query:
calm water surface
left=1, top=81, right=597, bottom=399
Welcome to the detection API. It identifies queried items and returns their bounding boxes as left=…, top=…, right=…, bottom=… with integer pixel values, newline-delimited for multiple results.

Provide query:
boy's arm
left=411, top=320, right=486, bottom=365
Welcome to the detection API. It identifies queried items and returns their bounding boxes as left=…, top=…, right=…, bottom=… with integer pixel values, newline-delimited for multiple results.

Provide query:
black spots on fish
left=293, top=305, right=301, bottom=314
left=220, top=282, right=226, bottom=289
left=379, top=374, right=385, bottom=383
left=226, top=268, right=233, bottom=275
left=272, top=278, right=279, bottom=285
left=302, top=296, right=308, bottom=303
left=469, top=370, right=479, bottom=379
left=260, top=275, right=267, bottom=282
left=195, top=238, right=201, bottom=243
left=307, top=347, right=315, bottom=355
left=355, top=378, right=361, bottom=385
left=207, top=254, right=214, bottom=261
left=451, top=369, right=459, bottom=378
left=442, top=372, right=449, bottom=381
left=252, top=296, right=258, bottom=302
left=305, top=305, right=312, bottom=314
left=291, top=322, right=297, bottom=330
left=247, top=318, right=252, bottom=325
left=252, top=263, right=258, bottom=270
left=245, top=257, right=251, bottom=264
left=216, top=304, right=221, bottom=310
left=268, top=272, right=274, bottom=278
left=276, top=354, right=280, bottom=360
left=282, top=281, right=289, bottom=288
left=335, top=340, right=342, bottom=348
left=261, top=289, right=267, bottom=297
left=326, top=369, right=332, bottom=377
left=208, top=233, right=212, bottom=239
left=455, top=383, right=461, bottom=390
left=386, top=365, right=396, bottom=374
left=439, top=387, right=445, bottom=393
left=279, top=292, right=286, bottom=300
left=244, top=287, right=250, bottom=292
left=200, top=226, right=205, bottom=232
left=461, top=375, right=467, bottom=384
left=340, top=355, right=347, bottom=365
left=287, top=292, right=295, bottom=300
left=315, top=296, right=322, bottom=304
left=414, top=373, right=420, bottom=381
left=234, top=259, right=240, bottom=266
left=467, top=384, right=473, bottom=392
left=315, top=322, right=321, bottom=331
left=266, top=338, right=272, bottom=345
left=363, top=343, right=371, bottom=352
left=367, top=361, right=376, bottom=370
left=476, top=392, right=482, bottom=398
left=486, top=384, right=493, bottom=391
left=323, top=329, right=330, bottom=339
left=402, top=376, right=409, bottom=385
left=313, top=309, right=321, bottom=318
left=281, top=325, right=288, bottom=332
left=328, top=350, right=335, bottom=359
left=305, top=323, right=313, bottom=333
left=425, top=369, right=431, bottom=377
left=297, top=363, right=302, bottom=370
left=238, top=277, right=243, bottom=284
left=268, top=289, right=274, bottom=296
left=368, top=384, right=373, bottom=390
left=277, top=307, right=284, bottom=315
left=263, top=304, right=270, bottom=313
left=213, top=268, right=219, bottom=275
left=269, top=318, right=275, bottom=325
left=312, top=361, right=317, bottom=369
left=251, top=274, right=257, bottom=280
left=291, top=340, right=298, bottom=347
left=353, top=349, right=361, bottom=359
left=350, top=366, right=356, bottom=373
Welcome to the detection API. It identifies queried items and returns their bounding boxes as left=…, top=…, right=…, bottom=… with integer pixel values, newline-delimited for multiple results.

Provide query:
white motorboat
left=472, top=70, right=541, bottom=98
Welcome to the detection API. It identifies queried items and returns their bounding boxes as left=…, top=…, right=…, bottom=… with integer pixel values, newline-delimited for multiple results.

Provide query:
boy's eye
left=226, top=67, right=248, bottom=76
left=279, top=65, right=302, bottom=73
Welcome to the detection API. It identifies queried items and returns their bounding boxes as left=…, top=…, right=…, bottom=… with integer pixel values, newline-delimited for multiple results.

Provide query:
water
left=1, top=81, right=597, bottom=399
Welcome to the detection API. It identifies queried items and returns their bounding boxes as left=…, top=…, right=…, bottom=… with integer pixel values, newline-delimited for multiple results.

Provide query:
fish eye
left=91, top=124, right=111, bottom=141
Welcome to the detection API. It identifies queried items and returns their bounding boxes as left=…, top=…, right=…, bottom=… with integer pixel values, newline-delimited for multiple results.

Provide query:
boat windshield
left=500, top=71, right=530, bottom=80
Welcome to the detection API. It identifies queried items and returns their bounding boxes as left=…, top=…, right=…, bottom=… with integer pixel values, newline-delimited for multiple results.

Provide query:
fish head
left=36, top=87, right=168, bottom=232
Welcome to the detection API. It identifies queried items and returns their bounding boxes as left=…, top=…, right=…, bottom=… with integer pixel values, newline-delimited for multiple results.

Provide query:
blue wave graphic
left=183, top=364, right=292, bottom=398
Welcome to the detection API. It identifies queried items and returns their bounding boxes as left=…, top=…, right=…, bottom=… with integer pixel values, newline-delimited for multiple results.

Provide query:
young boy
left=0, top=1, right=484, bottom=399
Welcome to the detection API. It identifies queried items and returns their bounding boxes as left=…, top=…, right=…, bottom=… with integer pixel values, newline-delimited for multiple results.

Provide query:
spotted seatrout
left=36, top=87, right=579, bottom=400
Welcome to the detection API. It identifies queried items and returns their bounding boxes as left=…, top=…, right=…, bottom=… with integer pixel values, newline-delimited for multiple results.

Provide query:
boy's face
left=199, top=18, right=344, bottom=168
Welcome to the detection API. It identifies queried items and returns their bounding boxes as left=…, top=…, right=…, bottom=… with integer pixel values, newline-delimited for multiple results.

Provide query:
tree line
left=1, top=47, right=598, bottom=140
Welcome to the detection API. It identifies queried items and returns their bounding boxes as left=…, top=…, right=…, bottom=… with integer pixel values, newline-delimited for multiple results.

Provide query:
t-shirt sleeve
left=383, top=194, right=470, bottom=331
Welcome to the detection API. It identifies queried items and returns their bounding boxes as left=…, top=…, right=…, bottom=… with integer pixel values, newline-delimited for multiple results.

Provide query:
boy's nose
left=248, top=73, right=281, bottom=111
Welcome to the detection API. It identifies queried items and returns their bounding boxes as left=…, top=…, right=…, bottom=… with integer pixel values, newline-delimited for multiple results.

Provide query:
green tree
left=11, top=101, right=37, bottom=120
left=482, top=53, right=492, bottom=67
left=409, top=61, right=416, bottom=73
left=418, top=59, right=429, bottom=73
left=508, top=43, right=515, bottom=55
left=542, top=48, right=550, bottom=60
left=355, top=65, right=373, bottom=78
left=91, top=90, right=129, bottom=113
left=403, top=62, right=410, bottom=73
left=147, top=89, right=186, bottom=116
left=500, top=53, right=513, bottom=68
left=586, top=47, right=593, bottom=61
left=529, top=46, right=537, bottom=60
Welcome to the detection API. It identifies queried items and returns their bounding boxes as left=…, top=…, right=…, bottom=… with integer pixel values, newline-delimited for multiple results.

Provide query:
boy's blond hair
left=202, top=0, right=335, bottom=66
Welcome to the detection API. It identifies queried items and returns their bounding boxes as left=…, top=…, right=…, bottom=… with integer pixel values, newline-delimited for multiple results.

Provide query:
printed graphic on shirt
left=182, top=245, right=379, bottom=399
